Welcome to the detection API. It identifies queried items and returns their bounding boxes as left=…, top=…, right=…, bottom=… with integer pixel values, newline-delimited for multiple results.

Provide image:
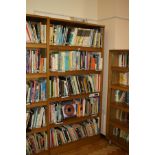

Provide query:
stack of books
left=26, top=107, right=46, bottom=130
left=113, top=128, right=129, bottom=143
left=118, top=54, right=129, bottom=67
left=114, top=90, right=129, bottom=105
left=50, top=51, right=102, bottom=71
left=26, top=49, right=46, bottom=73
left=50, top=118, right=99, bottom=147
left=50, top=25, right=102, bottom=47
left=26, top=79, right=46, bottom=103
left=50, top=97, right=99, bottom=123
left=49, top=75, right=100, bottom=98
left=26, top=132, right=48, bottom=155
left=26, top=21, right=46, bottom=43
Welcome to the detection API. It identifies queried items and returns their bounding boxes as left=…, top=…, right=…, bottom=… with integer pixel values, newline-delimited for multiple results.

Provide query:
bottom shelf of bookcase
left=108, top=135, right=129, bottom=152
left=50, top=134, right=101, bottom=154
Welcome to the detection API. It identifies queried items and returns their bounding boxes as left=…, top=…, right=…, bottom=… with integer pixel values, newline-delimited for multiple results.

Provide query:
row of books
left=26, top=79, right=46, bottom=103
left=113, top=90, right=129, bottom=105
left=50, top=97, right=99, bottom=123
left=50, top=25, right=102, bottom=47
left=118, top=54, right=129, bottom=67
left=112, top=128, right=129, bottom=143
left=26, top=49, right=46, bottom=73
left=26, top=21, right=46, bottom=43
left=115, top=109, right=129, bottom=122
left=50, top=118, right=99, bottom=147
left=119, top=73, right=129, bottom=85
left=26, top=132, right=48, bottom=155
left=49, top=75, right=100, bottom=98
left=50, top=51, right=102, bottom=71
left=26, top=107, right=46, bottom=131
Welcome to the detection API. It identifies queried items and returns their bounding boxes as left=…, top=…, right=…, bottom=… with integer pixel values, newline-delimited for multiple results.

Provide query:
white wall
left=98, top=0, right=129, bottom=135
left=114, top=18, right=129, bottom=48
left=26, top=0, right=98, bottom=22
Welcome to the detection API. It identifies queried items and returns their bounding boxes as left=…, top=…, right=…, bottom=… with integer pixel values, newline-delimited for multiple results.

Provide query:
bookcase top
left=26, top=14, right=105, bottom=28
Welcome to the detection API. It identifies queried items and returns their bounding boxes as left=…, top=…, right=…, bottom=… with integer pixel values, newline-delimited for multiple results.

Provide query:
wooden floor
left=54, top=136, right=128, bottom=155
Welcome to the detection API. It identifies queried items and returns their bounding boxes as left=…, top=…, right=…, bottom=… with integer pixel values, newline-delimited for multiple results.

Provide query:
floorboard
left=54, top=136, right=128, bottom=155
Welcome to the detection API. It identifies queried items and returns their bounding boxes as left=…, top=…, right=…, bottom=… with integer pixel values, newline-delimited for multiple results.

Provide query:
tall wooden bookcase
left=26, top=14, right=105, bottom=155
left=106, top=49, right=129, bottom=152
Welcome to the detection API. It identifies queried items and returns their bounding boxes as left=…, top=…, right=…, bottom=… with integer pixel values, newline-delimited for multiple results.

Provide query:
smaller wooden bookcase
left=106, top=49, right=129, bottom=152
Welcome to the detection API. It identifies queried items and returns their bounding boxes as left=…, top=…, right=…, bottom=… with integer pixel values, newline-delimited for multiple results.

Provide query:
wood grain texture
left=106, top=50, right=129, bottom=152
left=50, top=136, right=128, bottom=155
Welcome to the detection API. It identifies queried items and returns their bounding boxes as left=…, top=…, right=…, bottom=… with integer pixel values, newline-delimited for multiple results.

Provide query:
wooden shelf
left=109, top=49, right=129, bottom=54
left=111, top=102, right=129, bottom=112
left=26, top=73, right=47, bottom=79
left=50, top=45, right=102, bottom=52
left=111, top=67, right=129, bottom=72
left=48, top=92, right=100, bottom=102
left=26, top=127, right=48, bottom=135
left=49, top=115, right=99, bottom=128
left=50, top=135, right=100, bottom=153
left=26, top=14, right=47, bottom=20
left=110, top=119, right=129, bottom=132
left=109, top=135, right=129, bottom=151
left=111, top=84, right=129, bottom=91
left=26, top=101, right=48, bottom=109
left=49, top=70, right=101, bottom=76
left=26, top=43, right=46, bottom=48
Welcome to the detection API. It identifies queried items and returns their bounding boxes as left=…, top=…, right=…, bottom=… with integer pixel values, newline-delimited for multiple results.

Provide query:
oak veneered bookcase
left=106, top=49, right=129, bottom=152
left=26, top=14, right=105, bottom=155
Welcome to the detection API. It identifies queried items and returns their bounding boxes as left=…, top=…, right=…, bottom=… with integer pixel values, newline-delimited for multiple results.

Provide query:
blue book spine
left=65, top=52, right=69, bottom=71
left=41, top=79, right=46, bottom=101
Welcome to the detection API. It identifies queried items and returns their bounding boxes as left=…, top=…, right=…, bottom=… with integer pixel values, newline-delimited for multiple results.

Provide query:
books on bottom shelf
left=26, top=132, right=48, bottom=155
left=49, top=74, right=100, bottom=98
left=50, top=96, right=99, bottom=124
left=26, top=107, right=46, bottom=131
left=50, top=117, right=99, bottom=147
left=112, top=127, right=129, bottom=143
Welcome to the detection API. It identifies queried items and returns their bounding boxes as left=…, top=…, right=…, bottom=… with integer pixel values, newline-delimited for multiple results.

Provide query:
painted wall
left=26, top=0, right=98, bottom=22
left=98, top=0, right=129, bottom=135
